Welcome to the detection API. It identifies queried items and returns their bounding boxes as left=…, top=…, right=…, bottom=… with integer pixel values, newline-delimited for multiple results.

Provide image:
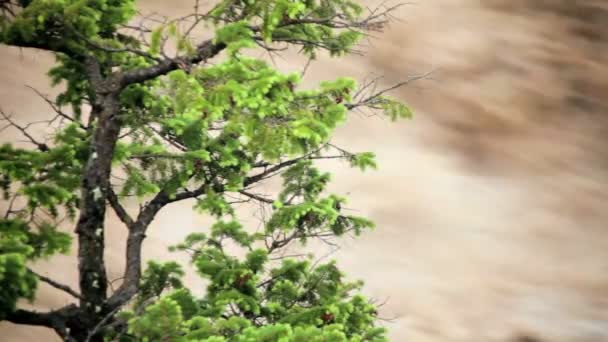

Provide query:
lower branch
left=4, top=309, right=54, bottom=327
left=4, top=304, right=79, bottom=329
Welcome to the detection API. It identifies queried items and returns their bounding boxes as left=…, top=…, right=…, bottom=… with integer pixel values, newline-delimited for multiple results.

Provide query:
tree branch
left=0, top=109, right=49, bottom=151
left=239, top=190, right=273, bottom=204
left=106, top=187, right=134, bottom=228
left=245, top=152, right=348, bottom=187
left=106, top=191, right=170, bottom=308
left=4, top=304, right=79, bottom=329
left=25, top=85, right=87, bottom=130
left=28, top=268, right=83, bottom=301
left=106, top=178, right=218, bottom=308
left=346, top=70, right=435, bottom=110
left=4, top=309, right=54, bottom=327
left=120, top=40, right=226, bottom=87
left=244, top=158, right=304, bottom=187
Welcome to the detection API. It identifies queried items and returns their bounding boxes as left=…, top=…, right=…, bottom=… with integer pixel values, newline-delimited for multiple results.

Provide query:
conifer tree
left=0, top=1, right=418, bottom=340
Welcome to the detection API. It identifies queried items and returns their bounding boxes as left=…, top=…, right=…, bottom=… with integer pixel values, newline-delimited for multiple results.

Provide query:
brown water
left=1, top=1, right=608, bottom=341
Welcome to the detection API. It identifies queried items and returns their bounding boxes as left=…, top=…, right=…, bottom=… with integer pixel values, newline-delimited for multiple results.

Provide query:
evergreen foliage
left=0, top=0, right=417, bottom=340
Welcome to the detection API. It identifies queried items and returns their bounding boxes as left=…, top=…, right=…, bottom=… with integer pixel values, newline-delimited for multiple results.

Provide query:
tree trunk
left=74, top=80, right=122, bottom=325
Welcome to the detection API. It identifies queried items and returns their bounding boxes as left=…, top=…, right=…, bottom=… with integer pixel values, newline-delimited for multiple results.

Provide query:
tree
left=0, top=0, right=417, bottom=341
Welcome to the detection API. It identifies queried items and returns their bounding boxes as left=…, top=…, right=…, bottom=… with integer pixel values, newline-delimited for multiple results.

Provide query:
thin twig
left=25, top=85, right=87, bottom=130
left=0, top=109, right=49, bottom=151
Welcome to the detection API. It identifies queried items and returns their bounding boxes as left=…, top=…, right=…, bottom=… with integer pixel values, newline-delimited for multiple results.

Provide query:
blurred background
left=1, top=0, right=608, bottom=341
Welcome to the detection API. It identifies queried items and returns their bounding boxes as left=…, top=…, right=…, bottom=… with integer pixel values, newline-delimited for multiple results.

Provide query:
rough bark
left=74, top=59, right=123, bottom=322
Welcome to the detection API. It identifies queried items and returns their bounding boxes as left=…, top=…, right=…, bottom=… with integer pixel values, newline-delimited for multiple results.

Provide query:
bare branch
left=28, top=268, right=83, bottom=301
left=245, top=157, right=305, bottom=186
left=245, top=153, right=348, bottom=187
left=239, top=190, right=273, bottom=204
left=366, top=70, right=435, bottom=99
left=346, top=69, right=436, bottom=110
left=107, top=187, right=134, bottom=228
left=25, top=85, right=87, bottom=130
left=3, top=192, right=21, bottom=219
left=300, top=57, right=313, bottom=78
left=0, top=109, right=49, bottom=151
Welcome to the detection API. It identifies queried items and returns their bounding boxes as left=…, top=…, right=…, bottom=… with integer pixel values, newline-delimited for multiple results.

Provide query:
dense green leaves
left=150, top=155, right=381, bottom=340
left=125, top=254, right=388, bottom=341
left=3, top=0, right=136, bottom=50
left=0, top=218, right=70, bottom=316
left=350, top=152, right=377, bottom=171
